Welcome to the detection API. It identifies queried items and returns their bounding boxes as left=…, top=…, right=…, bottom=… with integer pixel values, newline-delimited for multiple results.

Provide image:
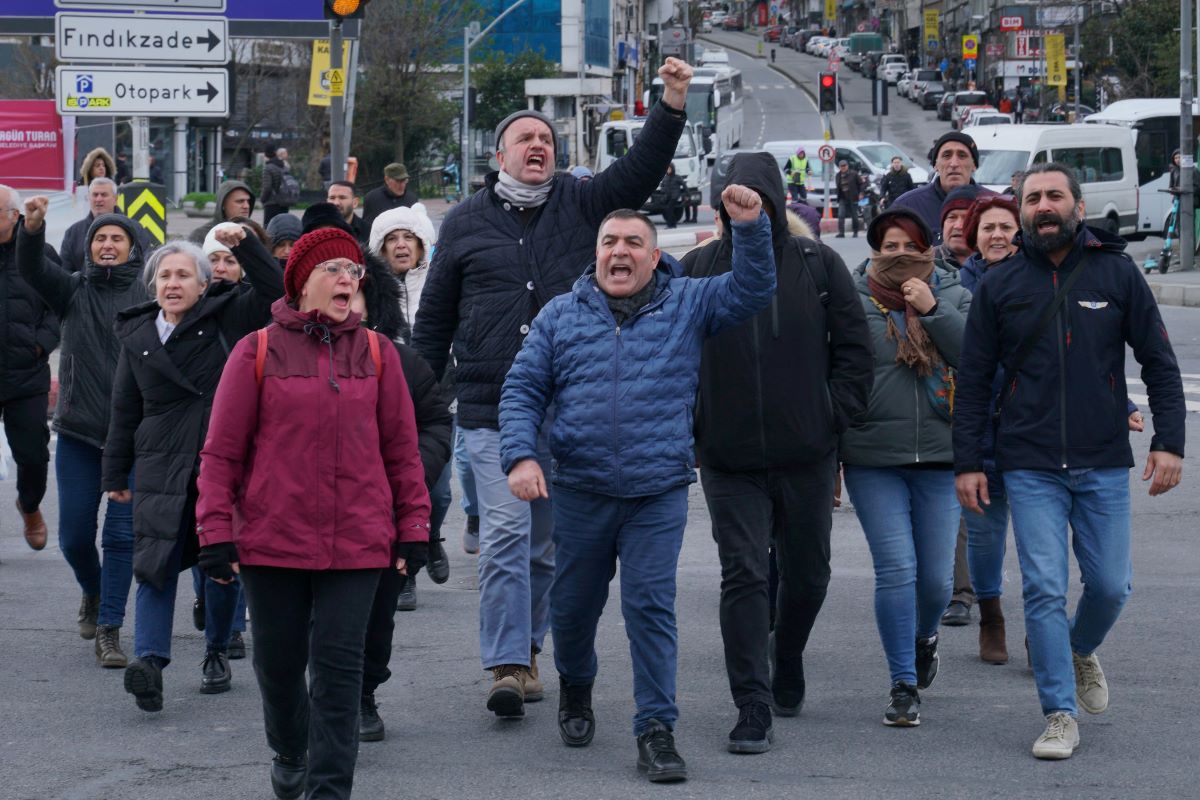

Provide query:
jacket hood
left=360, top=252, right=406, bottom=341
left=213, top=180, right=257, bottom=222
left=84, top=213, right=146, bottom=275
left=269, top=295, right=362, bottom=335
left=80, top=148, right=116, bottom=184
left=718, top=152, right=789, bottom=243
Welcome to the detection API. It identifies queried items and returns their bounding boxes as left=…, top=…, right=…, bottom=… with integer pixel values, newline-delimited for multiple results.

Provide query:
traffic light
left=818, top=72, right=837, bottom=113
left=324, top=0, right=371, bottom=19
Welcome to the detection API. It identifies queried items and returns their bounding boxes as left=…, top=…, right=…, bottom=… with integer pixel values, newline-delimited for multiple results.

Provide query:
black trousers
left=1, top=393, right=50, bottom=513
left=241, top=566, right=382, bottom=800
left=701, top=452, right=836, bottom=708
left=837, top=199, right=860, bottom=235
left=362, top=566, right=405, bottom=696
left=262, top=203, right=289, bottom=227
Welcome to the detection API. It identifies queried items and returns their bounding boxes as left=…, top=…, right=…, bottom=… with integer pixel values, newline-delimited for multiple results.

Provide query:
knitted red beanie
left=284, top=228, right=363, bottom=300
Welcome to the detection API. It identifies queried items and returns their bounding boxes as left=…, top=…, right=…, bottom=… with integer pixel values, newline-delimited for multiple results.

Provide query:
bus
left=648, top=66, right=744, bottom=162
left=1085, top=99, right=1200, bottom=236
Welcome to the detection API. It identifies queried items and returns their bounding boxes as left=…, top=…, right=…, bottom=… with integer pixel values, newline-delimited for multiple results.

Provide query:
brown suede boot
left=978, top=598, right=1008, bottom=664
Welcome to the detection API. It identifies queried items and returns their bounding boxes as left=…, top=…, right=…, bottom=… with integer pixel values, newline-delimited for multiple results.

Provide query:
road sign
left=55, top=65, right=229, bottom=116
left=55, top=0, right=225, bottom=9
left=927, top=39, right=938, bottom=51
left=116, top=184, right=167, bottom=244
left=857, top=22, right=865, bottom=32
left=55, top=13, right=229, bottom=65
left=962, top=34, right=979, bottom=60
left=818, top=144, right=835, bottom=163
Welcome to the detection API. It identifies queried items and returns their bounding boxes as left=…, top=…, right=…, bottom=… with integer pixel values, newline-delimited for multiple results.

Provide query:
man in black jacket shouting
left=413, top=56, right=694, bottom=721
left=955, top=163, right=1185, bottom=762
left=682, top=152, right=874, bottom=753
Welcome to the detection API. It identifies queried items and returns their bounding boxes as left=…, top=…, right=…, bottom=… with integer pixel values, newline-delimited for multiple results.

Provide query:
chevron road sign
left=117, top=184, right=167, bottom=245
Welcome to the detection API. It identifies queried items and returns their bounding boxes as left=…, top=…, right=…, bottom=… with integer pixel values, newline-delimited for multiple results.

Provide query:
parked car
left=969, top=112, right=1015, bottom=126
left=861, top=51, right=887, bottom=78
left=722, top=16, right=745, bottom=31
left=937, top=91, right=959, bottom=121
left=710, top=10, right=728, bottom=26
left=949, top=90, right=989, bottom=127
left=1028, top=102, right=1097, bottom=123
left=880, top=55, right=908, bottom=84
left=908, top=69, right=943, bottom=101
left=961, top=106, right=1001, bottom=127
left=919, top=82, right=945, bottom=110
left=700, top=18, right=713, bottom=33
left=763, top=25, right=783, bottom=42
left=807, top=36, right=831, bottom=55
left=896, top=71, right=915, bottom=97
left=763, top=139, right=930, bottom=212
left=955, top=103, right=994, bottom=130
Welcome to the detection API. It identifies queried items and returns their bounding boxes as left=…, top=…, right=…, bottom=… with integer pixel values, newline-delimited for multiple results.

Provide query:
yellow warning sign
left=308, top=39, right=352, bottom=107
left=116, top=184, right=166, bottom=245
left=1045, top=33, right=1066, bottom=87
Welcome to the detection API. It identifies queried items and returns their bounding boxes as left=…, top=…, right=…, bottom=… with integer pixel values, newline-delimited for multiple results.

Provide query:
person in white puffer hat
left=368, top=202, right=436, bottom=341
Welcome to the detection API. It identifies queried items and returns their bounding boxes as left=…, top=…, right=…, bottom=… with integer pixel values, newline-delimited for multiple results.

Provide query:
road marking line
left=1128, top=392, right=1200, bottom=412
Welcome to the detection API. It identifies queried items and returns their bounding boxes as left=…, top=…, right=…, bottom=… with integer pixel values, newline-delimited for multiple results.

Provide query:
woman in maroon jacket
left=195, top=227, right=430, bottom=800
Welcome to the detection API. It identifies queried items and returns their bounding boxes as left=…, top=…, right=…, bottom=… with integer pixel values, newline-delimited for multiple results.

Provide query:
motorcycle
left=857, top=176, right=881, bottom=227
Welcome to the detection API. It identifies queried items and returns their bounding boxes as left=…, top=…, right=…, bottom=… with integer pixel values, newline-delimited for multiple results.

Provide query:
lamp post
left=462, top=0, right=531, bottom=197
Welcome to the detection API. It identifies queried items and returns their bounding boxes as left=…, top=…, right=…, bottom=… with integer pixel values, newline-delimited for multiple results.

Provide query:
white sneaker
left=1073, top=651, right=1109, bottom=714
left=1032, top=712, right=1079, bottom=760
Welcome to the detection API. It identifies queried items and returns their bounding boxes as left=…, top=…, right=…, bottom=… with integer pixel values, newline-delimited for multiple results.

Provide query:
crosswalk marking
left=1127, top=376, right=1200, bottom=412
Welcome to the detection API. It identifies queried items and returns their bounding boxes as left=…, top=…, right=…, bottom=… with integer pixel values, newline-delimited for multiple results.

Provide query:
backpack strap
left=255, top=328, right=268, bottom=386
left=790, top=236, right=830, bottom=307
left=366, top=329, right=382, bottom=375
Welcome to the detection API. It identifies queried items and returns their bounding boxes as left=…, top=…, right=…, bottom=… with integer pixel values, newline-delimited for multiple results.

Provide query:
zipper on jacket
left=613, top=325, right=622, bottom=495
left=1054, top=270, right=1068, bottom=469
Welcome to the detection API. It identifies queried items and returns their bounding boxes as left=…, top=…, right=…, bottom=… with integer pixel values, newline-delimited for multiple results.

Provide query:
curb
left=1145, top=280, right=1200, bottom=308
left=659, top=229, right=716, bottom=249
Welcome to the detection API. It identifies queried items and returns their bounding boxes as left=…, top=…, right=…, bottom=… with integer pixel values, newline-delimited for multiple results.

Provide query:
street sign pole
left=1182, top=0, right=1195, bottom=271
left=132, top=115, right=149, bottom=181
left=330, top=18, right=345, bottom=183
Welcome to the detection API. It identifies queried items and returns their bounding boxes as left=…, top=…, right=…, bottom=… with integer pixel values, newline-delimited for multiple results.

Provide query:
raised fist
left=721, top=184, right=762, bottom=223
left=213, top=222, right=247, bottom=249
left=23, top=196, right=49, bottom=232
left=657, top=57, right=694, bottom=93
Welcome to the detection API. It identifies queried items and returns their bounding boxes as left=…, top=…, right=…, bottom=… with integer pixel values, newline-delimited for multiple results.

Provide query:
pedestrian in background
left=259, top=143, right=291, bottom=228
left=266, top=213, right=303, bottom=267
left=189, top=180, right=256, bottom=246
left=196, top=228, right=430, bottom=800
left=326, top=181, right=366, bottom=241
left=834, top=160, right=862, bottom=238
left=880, top=156, right=914, bottom=209
left=361, top=163, right=418, bottom=233
left=79, top=147, right=116, bottom=187
left=660, top=163, right=686, bottom=229
left=840, top=208, right=971, bottom=728
left=0, top=184, right=59, bottom=552
left=18, top=196, right=150, bottom=668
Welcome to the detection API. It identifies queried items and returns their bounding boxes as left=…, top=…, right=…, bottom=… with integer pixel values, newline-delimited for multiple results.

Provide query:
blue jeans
left=454, top=420, right=478, bottom=517
left=552, top=485, right=688, bottom=736
left=965, top=485, right=1011, bottom=600
left=461, top=426, right=554, bottom=668
left=136, top=538, right=240, bottom=664
left=192, top=567, right=247, bottom=633
left=55, top=434, right=134, bottom=628
left=1004, top=468, right=1133, bottom=716
left=844, top=465, right=960, bottom=686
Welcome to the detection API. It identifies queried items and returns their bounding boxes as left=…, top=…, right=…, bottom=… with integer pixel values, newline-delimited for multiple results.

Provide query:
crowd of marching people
left=0, top=55, right=1189, bottom=798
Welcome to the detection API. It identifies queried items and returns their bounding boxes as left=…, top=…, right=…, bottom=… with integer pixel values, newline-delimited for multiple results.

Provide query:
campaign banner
left=0, top=100, right=68, bottom=190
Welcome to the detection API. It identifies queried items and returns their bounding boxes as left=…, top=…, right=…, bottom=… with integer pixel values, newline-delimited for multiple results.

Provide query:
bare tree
left=0, top=42, right=56, bottom=100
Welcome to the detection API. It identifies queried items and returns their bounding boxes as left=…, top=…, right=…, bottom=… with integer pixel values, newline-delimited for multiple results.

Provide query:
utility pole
left=1072, top=15, right=1080, bottom=121
left=1182, top=0, right=1195, bottom=271
left=330, top=19, right=345, bottom=182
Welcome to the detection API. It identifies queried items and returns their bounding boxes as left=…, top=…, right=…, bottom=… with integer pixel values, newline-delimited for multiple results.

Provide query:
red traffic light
left=820, top=74, right=835, bottom=88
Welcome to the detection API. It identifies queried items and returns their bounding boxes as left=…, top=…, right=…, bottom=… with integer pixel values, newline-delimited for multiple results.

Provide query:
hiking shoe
left=360, top=693, right=385, bottom=742
left=463, top=515, right=480, bottom=555
left=124, top=658, right=164, bottom=713
left=883, top=683, right=921, bottom=727
left=78, top=593, right=100, bottom=640
left=16, top=499, right=47, bottom=550
left=270, top=754, right=306, bottom=800
left=636, top=720, right=687, bottom=782
left=728, top=701, right=774, bottom=754
left=227, top=631, right=246, bottom=660
left=558, top=679, right=595, bottom=747
left=200, top=648, right=231, bottom=694
left=941, top=599, right=971, bottom=626
left=1073, top=651, right=1109, bottom=714
left=916, top=635, right=939, bottom=690
left=95, top=625, right=127, bottom=668
left=192, top=598, right=206, bottom=631
left=427, top=536, right=450, bottom=584
left=396, top=576, right=417, bottom=611
left=487, top=665, right=525, bottom=718
left=522, top=650, right=544, bottom=702
left=1032, top=712, right=1079, bottom=760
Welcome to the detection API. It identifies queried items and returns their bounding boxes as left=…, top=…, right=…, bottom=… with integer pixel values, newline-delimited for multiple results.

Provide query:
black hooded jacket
left=188, top=180, right=257, bottom=246
left=682, top=151, right=874, bottom=471
left=0, top=219, right=60, bottom=402
left=17, top=214, right=150, bottom=448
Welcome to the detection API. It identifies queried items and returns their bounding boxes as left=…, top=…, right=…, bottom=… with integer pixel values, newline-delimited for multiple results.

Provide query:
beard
left=1022, top=209, right=1079, bottom=253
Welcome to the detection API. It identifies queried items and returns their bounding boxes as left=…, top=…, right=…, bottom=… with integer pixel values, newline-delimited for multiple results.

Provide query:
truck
left=594, top=118, right=706, bottom=219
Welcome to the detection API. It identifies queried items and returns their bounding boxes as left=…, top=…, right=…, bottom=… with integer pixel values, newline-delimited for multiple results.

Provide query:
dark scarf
left=606, top=278, right=657, bottom=326
left=867, top=248, right=940, bottom=377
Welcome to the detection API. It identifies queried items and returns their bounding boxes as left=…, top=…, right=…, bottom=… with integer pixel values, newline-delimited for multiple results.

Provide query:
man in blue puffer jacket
left=498, top=186, right=775, bottom=783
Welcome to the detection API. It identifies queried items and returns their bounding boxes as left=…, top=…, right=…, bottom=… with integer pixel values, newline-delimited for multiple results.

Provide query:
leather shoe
left=426, top=536, right=450, bottom=584
left=558, top=679, right=595, bottom=747
left=270, top=755, right=306, bottom=800
left=16, top=499, right=47, bottom=551
left=636, top=720, right=687, bottom=782
left=200, top=648, right=231, bottom=694
left=941, top=599, right=972, bottom=627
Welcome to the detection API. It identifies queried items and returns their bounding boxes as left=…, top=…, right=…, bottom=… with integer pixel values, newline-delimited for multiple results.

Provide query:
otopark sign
left=55, top=66, right=229, bottom=116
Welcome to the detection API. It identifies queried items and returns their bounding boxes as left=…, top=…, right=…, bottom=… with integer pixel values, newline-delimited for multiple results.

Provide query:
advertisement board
left=0, top=101, right=68, bottom=190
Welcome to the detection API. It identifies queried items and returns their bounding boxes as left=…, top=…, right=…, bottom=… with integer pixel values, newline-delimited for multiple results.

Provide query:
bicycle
left=1143, top=189, right=1200, bottom=275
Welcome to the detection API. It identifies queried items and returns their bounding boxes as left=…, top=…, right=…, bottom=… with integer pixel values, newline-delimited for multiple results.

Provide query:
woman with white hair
left=102, top=236, right=284, bottom=713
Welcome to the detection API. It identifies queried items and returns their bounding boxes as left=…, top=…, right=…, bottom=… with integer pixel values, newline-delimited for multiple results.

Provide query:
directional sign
left=55, top=66, right=229, bottom=116
left=55, top=14, right=229, bottom=65
left=55, top=0, right=225, bottom=10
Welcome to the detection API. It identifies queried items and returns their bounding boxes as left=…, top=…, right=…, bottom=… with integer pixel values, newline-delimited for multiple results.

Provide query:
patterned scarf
left=867, top=248, right=940, bottom=377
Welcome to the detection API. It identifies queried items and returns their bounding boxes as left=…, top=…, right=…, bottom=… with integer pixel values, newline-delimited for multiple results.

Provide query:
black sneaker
left=396, top=576, right=417, bottom=611
left=883, top=683, right=921, bottom=727
left=227, top=631, right=246, bottom=660
left=916, top=635, right=940, bottom=690
left=941, top=599, right=971, bottom=626
left=558, top=679, right=595, bottom=747
left=200, top=648, right=231, bottom=694
left=360, top=693, right=385, bottom=742
left=124, top=657, right=164, bottom=713
left=636, top=720, right=687, bottom=782
left=192, top=597, right=206, bottom=631
left=270, top=754, right=306, bottom=800
left=427, top=536, right=450, bottom=584
left=728, top=701, right=773, bottom=754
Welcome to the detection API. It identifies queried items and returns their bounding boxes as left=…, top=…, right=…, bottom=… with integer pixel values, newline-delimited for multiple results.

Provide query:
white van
left=963, top=124, right=1140, bottom=236
left=763, top=139, right=929, bottom=211
left=595, top=118, right=706, bottom=214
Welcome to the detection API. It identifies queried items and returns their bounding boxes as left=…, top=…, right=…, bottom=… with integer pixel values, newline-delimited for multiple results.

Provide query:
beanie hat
left=284, top=228, right=364, bottom=300
left=929, top=131, right=979, bottom=166
left=494, top=109, right=559, bottom=156
left=203, top=222, right=240, bottom=257
left=301, top=202, right=355, bottom=236
left=266, top=212, right=303, bottom=245
left=368, top=203, right=436, bottom=262
left=867, top=207, right=935, bottom=252
left=940, top=184, right=981, bottom=226
left=570, top=165, right=594, bottom=180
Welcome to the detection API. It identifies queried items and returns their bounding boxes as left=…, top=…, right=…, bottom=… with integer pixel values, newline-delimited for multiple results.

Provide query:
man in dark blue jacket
left=954, top=163, right=1185, bottom=762
left=892, top=131, right=994, bottom=241
left=414, top=57, right=694, bottom=721
left=499, top=187, right=776, bottom=782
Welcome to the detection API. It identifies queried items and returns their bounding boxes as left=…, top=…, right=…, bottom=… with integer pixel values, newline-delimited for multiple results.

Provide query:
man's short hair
left=598, top=209, right=657, bottom=249
left=265, top=143, right=278, bottom=159
left=329, top=180, right=356, bottom=194
left=0, top=183, right=21, bottom=213
left=1017, top=162, right=1082, bottom=203
left=90, top=177, right=117, bottom=193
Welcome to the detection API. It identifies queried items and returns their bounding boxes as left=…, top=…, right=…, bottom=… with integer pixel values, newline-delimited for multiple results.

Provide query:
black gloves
left=394, top=541, right=428, bottom=574
left=198, top=542, right=240, bottom=581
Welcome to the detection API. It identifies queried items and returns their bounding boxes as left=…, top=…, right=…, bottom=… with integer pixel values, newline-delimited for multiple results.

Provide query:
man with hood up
left=188, top=180, right=256, bottom=246
left=682, top=152, right=874, bottom=753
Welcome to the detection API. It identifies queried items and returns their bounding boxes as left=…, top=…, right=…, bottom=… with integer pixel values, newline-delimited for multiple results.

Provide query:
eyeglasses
left=315, top=259, right=365, bottom=279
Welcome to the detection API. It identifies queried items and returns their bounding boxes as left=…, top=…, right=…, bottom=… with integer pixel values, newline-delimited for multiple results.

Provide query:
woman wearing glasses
left=196, top=228, right=431, bottom=800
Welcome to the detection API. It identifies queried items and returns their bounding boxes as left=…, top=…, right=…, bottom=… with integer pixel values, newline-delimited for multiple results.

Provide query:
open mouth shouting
left=331, top=290, right=352, bottom=312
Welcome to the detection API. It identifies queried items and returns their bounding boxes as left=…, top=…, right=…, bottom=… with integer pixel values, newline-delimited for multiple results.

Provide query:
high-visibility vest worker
left=787, top=152, right=809, bottom=185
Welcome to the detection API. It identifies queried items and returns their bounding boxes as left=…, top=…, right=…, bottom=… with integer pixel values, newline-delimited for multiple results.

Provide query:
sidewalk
left=1144, top=268, right=1200, bottom=307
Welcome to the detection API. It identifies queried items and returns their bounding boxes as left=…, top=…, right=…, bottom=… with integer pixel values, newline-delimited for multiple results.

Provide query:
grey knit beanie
left=494, top=109, right=559, bottom=155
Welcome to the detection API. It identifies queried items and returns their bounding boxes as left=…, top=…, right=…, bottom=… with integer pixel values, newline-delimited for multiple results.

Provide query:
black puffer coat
left=1, top=222, right=61, bottom=402
left=17, top=215, right=149, bottom=448
left=413, top=99, right=686, bottom=430
left=101, top=249, right=283, bottom=589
